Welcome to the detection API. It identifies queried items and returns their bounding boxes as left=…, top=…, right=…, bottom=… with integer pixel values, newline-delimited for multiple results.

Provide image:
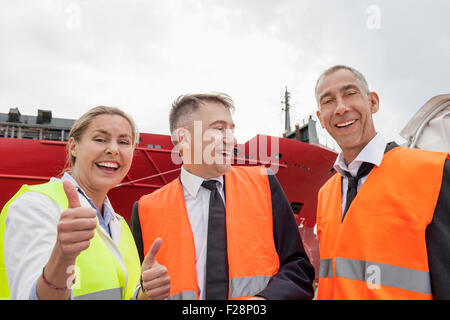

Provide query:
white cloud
left=1, top=0, right=449, bottom=146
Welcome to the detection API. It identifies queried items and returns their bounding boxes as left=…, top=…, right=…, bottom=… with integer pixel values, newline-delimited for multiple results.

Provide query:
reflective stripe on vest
left=0, top=181, right=140, bottom=300
left=317, top=147, right=447, bottom=300
left=319, top=258, right=432, bottom=295
left=167, top=291, right=197, bottom=300
left=319, top=259, right=333, bottom=278
left=74, top=287, right=123, bottom=300
left=139, top=165, right=280, bottom=300
left=229, top=276, right=271, bottom=299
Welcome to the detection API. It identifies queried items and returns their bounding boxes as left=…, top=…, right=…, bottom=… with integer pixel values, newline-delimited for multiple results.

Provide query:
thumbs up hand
left=140, top=238, right=171, bottom=300
left=55, top=180, right=97, bottom=263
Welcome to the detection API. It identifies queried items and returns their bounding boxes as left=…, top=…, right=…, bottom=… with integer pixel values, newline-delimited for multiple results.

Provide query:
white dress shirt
left=179, top=166, right=225, bottom=300
left=333, top=133, right=387, bottom=217
left=4, top=175, right=126, bottom=300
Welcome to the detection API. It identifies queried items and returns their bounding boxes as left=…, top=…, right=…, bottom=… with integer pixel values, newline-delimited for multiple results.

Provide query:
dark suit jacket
left=426, top=157, right=450, bottom=299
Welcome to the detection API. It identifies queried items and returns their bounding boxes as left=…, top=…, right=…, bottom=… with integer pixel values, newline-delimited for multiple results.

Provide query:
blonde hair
left=65, top=106, right=139, bottom=168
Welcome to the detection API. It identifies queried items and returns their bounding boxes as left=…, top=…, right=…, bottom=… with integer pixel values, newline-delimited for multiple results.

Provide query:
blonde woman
left=0, top=106, right=170, bottom=300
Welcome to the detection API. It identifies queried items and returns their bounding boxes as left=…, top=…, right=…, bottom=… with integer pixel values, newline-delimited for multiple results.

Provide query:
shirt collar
left=180, top=166, right=224, bottom=199
left=333, top=133, right=387, bottom=177
left=61, top=172, right=116, bottom=224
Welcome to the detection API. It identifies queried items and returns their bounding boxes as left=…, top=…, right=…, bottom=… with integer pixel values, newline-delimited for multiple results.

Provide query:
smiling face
left=315, top=68, right=379, bottom=163
left=178, top=100, right=236, bottom=178
left=68, top=114, right=134, bottom=196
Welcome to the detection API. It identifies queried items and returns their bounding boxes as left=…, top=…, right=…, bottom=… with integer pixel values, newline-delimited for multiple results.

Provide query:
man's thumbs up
left=140, top=238, right=171, bottom=300
left=142, top=237, right=162, bottom=270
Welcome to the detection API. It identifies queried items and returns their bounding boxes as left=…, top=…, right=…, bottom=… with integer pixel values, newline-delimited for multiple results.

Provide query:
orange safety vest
left=138, top=166, right=280, bottom=300
left=317, top=147, right=447, bottom=300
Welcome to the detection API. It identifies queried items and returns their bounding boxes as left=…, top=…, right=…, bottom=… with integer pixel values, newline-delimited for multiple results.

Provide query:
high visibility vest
left=317, top=147, right=448, bottom=300
left=0, top=181, right=141, bottom=300
left=138, top=165, right=280, bottom=300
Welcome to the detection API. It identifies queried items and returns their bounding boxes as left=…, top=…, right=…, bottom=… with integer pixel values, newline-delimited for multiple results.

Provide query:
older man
left=315, top=65, right=450, bottom=299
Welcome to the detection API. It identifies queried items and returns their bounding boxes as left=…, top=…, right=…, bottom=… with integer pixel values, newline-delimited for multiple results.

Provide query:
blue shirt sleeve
left=29, top=277, right=40, bottom=300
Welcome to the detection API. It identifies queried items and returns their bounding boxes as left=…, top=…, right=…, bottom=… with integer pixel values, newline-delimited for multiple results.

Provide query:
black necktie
left=343, top=162, right=375, bottom=219
left=340, top=142, right=398, bottom=220
left=202, top=180, right=229, bottom=299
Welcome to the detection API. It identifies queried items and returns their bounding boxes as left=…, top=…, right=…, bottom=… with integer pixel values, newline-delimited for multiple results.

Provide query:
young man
left=131, top=93, right=315, bottom=300
left=315, top=65, right=450, bottom=299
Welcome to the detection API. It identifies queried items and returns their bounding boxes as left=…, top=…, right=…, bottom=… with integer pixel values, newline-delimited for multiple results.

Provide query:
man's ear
left=368, top=92, right=380, bottom=114
left=177, top=128, right=188, bottom=143
left=316, top=110, right=325, bottom=128
left=175, top=128, right=192, bottom=150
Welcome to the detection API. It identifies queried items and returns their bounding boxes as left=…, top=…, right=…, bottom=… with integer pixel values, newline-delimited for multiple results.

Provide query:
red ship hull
left=0, top=133, right=337, bottom=280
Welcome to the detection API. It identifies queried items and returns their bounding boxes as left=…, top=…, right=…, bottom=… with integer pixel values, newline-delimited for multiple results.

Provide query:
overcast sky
left=1, top=0, right=449, bottom=148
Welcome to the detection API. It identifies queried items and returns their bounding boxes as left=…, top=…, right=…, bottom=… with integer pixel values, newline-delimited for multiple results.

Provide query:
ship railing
left=316, top=132, right=340, bottom=152
left=115, top=155, right=284, bottom=188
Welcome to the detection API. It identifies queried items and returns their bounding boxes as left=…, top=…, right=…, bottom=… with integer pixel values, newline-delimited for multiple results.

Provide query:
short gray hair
left=315, top=65, right=370, bottom=99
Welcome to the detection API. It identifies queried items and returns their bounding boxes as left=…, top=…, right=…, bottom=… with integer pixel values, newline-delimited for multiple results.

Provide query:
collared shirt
left=61, top=173, right=115, bottom=237
left=333, top=132, right=387, bottom=217
left=179, top=166, right=225, bottom=300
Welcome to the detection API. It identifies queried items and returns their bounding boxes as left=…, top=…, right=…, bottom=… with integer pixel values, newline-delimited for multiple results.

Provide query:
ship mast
left=282, top=86, right=292, bottom=134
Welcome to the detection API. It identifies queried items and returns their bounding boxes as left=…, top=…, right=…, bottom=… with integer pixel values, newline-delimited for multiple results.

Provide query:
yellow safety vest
left=0, top=181, right=141, bottom=300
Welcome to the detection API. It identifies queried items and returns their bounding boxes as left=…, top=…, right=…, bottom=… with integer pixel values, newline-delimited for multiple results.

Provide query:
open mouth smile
left=335, top=119, right=357, bottom=128
left=95, top=161, right=120, bottom=172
